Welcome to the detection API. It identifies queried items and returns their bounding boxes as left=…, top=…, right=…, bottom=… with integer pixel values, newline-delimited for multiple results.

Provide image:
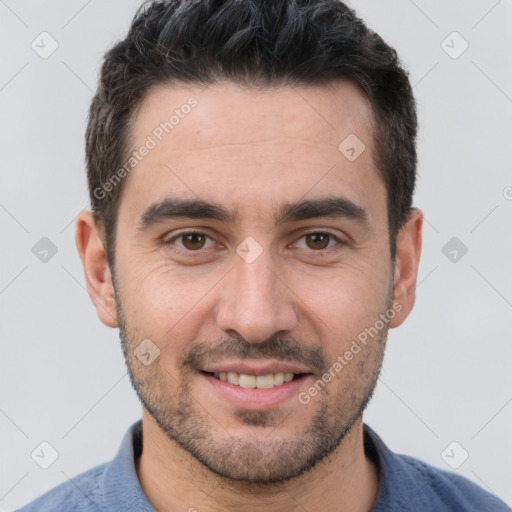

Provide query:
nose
left=215, top=249, right=299, bottom=344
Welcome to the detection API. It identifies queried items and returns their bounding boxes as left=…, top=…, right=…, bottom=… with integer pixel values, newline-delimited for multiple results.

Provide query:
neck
left=135, top=411, right=379, bottom=512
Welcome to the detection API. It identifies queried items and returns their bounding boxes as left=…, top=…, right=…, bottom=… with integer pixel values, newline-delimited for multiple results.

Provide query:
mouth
left=199, top=369, right=314, bottom=410
left=201, top=370, right=308, bottom=390
left=197, top=360, right=316, bottom=410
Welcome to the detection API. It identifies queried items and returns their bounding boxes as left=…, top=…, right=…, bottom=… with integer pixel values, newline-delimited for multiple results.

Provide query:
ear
left=75, top=210, right=118, bottom=328
left=389, top=208, right=423, bottom=328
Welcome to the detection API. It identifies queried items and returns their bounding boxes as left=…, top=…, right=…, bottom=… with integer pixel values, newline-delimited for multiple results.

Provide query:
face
left=104, top=81, right=399, bottom=483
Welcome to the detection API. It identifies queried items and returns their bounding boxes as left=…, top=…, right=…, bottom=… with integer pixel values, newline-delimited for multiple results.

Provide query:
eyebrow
left=138, top=196, right=368, bottom=231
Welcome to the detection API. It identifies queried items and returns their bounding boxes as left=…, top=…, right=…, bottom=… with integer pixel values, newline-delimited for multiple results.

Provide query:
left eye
left=294, top=232, right=341, bottom=251
left=166, top=231, right=342, bottom=252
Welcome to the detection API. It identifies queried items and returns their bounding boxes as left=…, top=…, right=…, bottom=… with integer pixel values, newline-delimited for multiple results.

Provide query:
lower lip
left=200, top=372, right=312, bottom=411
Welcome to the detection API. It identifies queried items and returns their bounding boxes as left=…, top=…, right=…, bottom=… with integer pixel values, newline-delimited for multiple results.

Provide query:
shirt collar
left=101, top=419, right=155, bottom=511
left=363, top=423, right=422, bottom=510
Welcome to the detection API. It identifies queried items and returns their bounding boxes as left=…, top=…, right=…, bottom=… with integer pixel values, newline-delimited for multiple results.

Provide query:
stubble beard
left=115, top=290, right=389, bottom=485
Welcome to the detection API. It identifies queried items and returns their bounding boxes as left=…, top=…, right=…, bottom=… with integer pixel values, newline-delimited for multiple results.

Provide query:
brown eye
left=304, top=233, right=331, bottom=250
left=181, top=232, right=207, bottom=250
left=162, top=230, right=217, bottom=258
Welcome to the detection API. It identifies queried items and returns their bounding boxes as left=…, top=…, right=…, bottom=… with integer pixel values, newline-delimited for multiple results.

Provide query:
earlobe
left=75, top=210, right=118, bottom=328
left=389, top=208, right=423, bottom=328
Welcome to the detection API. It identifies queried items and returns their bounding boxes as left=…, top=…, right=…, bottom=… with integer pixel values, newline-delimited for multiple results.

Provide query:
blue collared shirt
left=15, top=419, right=510, bottom=511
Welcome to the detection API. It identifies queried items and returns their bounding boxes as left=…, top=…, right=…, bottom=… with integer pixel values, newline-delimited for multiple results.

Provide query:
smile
left=204, top=371, right=304, bottom=389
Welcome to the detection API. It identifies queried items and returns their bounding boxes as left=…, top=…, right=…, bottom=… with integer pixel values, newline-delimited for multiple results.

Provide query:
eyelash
left=163, top=230, right=346, bottom=255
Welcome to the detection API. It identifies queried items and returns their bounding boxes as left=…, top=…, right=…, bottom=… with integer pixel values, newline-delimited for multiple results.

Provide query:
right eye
left=164, top=231, right=217, bottom=252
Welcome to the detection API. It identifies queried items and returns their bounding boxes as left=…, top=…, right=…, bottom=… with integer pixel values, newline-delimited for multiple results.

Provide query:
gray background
left=1, top=0, right=511, bottom=509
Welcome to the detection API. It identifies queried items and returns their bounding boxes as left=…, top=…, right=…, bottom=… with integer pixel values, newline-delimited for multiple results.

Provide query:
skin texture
left=76, top=80, right=423, bottom=512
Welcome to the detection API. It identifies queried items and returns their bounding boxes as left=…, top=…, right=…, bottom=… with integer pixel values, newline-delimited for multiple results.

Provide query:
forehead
left=134, top=80, right=374, bottom=152
left=120, top=80, right=384, bottom=227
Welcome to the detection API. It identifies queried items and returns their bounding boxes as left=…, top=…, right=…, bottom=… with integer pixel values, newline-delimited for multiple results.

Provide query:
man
left=16, top=0, right=510, bottom=511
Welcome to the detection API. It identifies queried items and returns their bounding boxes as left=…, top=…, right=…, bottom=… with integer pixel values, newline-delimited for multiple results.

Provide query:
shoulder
left=364, top=425, right=510, bottom=512
left=396, top=454, right=510, bottom=511
left=13, top=462, right=108, bottom=512
left=14, top=420, right=149, bottom=512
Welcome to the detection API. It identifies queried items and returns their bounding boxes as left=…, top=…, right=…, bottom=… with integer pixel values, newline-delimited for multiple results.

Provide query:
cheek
left=117, top=260, right=224, bottom=345
left=295, top=259, right=391, bottom=349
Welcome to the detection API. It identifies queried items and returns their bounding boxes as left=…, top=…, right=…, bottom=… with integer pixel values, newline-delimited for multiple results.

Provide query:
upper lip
left=200, top=360, right=313, bottom=376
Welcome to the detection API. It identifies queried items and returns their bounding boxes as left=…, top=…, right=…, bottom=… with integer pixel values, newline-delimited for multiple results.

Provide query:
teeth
left=274, top=372, right=285, bottom=386
left=239, top=374, right=257, bottom=389
left=227, top=372, right=239, bottom=385
left=256, top=374, right=274, bottom=389
left=211, top=371, right=299, bottom=389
